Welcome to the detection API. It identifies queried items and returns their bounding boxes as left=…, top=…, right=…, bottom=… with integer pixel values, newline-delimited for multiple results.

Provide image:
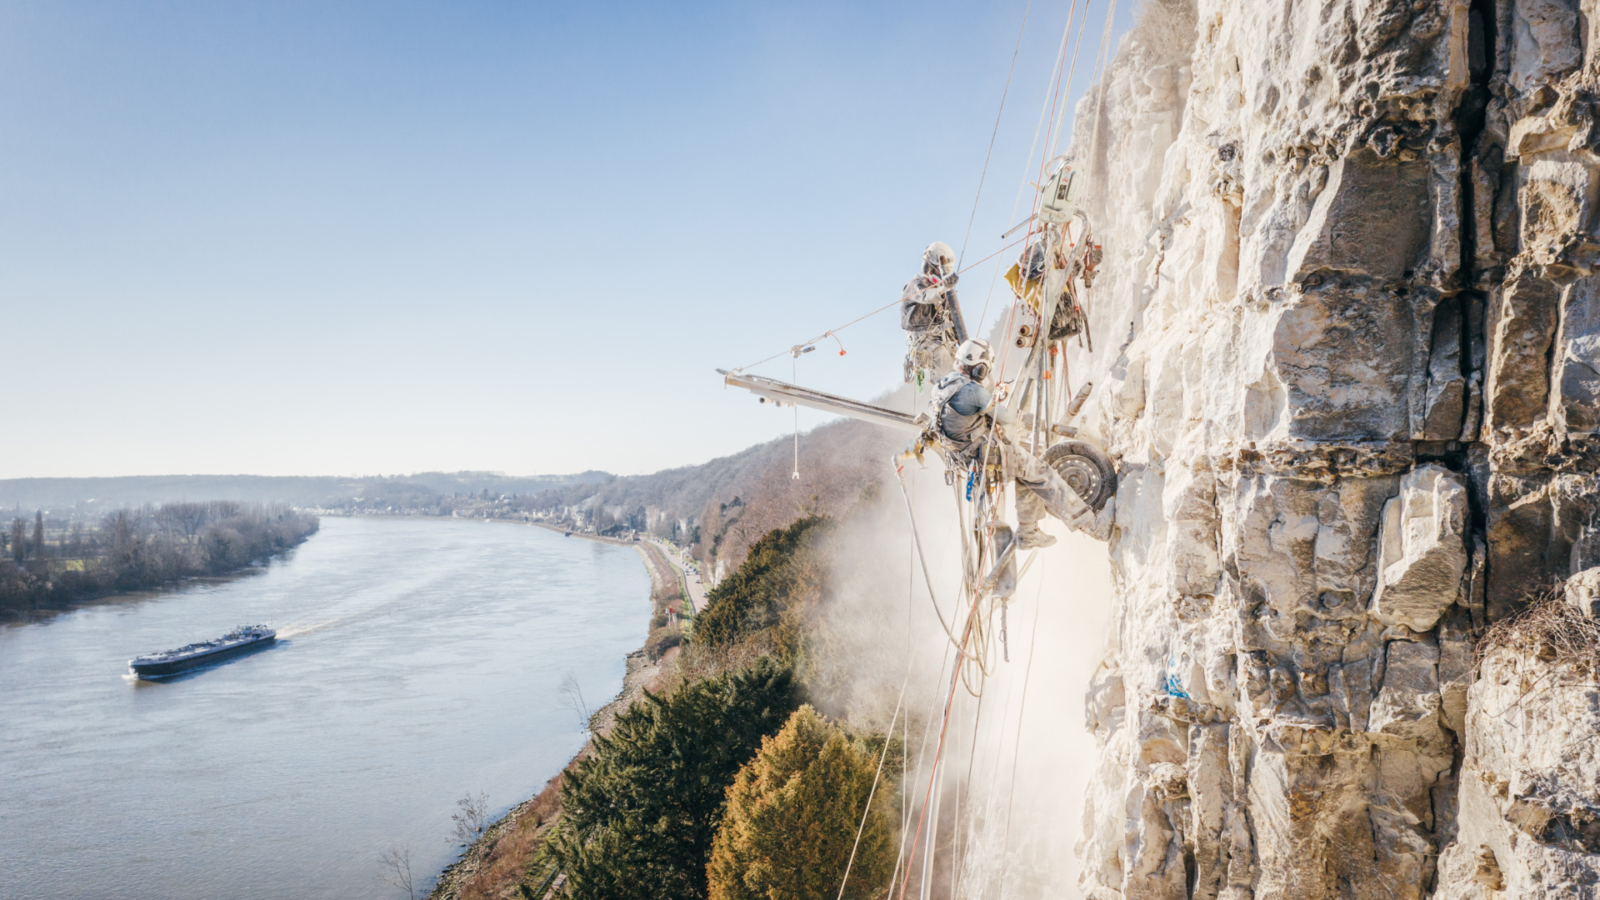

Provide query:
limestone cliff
left=1059, top=1, right=1600, bottom=896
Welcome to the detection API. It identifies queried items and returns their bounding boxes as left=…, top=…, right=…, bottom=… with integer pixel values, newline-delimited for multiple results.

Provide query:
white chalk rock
left=1566, top=565, right=1600, bottom=618
left=1370, top=465, right=1469, bottom=632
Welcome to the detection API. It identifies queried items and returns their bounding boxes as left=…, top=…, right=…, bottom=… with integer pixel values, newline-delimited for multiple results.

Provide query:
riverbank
left=425, top=540, right=686, bottom=900
left=0, top=505, right=319, bottom=624
left=529, top=521, right=698, bottom=615
left=0, top=570, right=269, bottom=627
left=2, top=517, right=647, bottom=900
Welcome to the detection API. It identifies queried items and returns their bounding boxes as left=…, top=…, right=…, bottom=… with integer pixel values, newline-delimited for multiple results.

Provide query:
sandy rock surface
left=1058, top=1, right=1600, bottom=896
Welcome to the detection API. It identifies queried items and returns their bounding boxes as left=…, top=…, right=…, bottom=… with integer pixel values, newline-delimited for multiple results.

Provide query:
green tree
left=693, top=517, right=831, bottom=656
left=708, top=706, right=897, bottom=900
left=555, top=658, right=802, bottom=900
left=32, top=511, right=44, bottom=560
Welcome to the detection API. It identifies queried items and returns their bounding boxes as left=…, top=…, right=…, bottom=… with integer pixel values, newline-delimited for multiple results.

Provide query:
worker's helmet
left=956, top=338, right=993, bottom=382
left=923, top=241, right=957, bottom=276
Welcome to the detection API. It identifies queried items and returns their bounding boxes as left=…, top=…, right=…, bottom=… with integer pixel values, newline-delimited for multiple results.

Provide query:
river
left=0, top=516, right=650, bottom=900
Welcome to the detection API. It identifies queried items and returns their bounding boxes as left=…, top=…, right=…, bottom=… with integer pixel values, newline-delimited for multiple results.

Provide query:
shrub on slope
left=692, top=517, right=832, bottom=658
left=708, top=705, right=897, bottom=900
left=554, top=658, right=801, bottom=900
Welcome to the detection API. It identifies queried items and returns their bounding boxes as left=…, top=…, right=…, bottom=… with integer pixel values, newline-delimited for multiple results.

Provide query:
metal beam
left=718, top=370, right=925, bottom=434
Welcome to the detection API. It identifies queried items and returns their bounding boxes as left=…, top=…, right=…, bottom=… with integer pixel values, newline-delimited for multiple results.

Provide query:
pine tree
left=707, top=706, right=897, bottom=900
left=554, top=658, right=801, bottom=900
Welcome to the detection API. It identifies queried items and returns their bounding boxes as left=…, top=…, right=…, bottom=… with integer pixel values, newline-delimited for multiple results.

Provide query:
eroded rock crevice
left=1065, top=1, right=1600, bottom=896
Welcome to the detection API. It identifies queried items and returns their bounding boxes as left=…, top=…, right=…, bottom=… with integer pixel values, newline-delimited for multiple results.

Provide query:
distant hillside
left=4, top=386, right=912, bottom=576
left=525, top=416, right=901, bottom=576
left=0, top=472, right=612, bottom=514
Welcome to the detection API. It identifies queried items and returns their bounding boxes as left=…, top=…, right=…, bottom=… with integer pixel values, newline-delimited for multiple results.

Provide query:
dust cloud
left=810, top=461, right=1113, bottom=899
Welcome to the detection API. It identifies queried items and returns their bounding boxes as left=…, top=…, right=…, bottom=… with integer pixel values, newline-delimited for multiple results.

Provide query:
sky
left=0, top=0, right=1135, bottom=479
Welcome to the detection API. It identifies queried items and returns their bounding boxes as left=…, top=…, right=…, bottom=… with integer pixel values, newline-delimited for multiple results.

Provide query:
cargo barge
left=129, top=625, right=276, bottom=679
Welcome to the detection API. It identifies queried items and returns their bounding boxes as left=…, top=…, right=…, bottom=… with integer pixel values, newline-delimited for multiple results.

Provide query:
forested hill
left=4, top=398, right=909, bottom=577
left=0, top=471, right=612, bottom=512
left=522, top=416, right=901, bottom=575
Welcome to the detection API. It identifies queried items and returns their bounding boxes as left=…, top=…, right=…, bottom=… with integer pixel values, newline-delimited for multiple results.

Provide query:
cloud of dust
left=809, top=461, right=1113, bottom=899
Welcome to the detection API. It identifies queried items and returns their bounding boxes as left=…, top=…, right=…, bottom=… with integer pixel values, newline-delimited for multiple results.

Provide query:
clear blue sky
left=1, top=0, right=1134, bottom=478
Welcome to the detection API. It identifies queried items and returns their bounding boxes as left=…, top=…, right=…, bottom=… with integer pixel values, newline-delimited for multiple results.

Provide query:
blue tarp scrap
left=1163, top=663, right=1191, bottom=699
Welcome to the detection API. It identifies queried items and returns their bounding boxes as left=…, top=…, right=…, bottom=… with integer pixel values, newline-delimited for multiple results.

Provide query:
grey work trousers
left=906, top=332, right=956, bottom=382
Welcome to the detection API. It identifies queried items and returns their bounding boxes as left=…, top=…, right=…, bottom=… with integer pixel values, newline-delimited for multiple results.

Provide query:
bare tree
left=158, top=502, right=210, bottom=540
left=378, top=845, right=416, bottom=900
left=558, top=673, right=592, bottom=732
left=451, top=791, right=490, bottom=848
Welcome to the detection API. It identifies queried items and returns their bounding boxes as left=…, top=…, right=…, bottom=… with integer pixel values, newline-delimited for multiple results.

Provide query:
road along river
left=0, top=516, right=649, bottom=900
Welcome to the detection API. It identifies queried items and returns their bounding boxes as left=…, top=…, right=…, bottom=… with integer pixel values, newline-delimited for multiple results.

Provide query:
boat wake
left=276, top=601, right=405, bottom=639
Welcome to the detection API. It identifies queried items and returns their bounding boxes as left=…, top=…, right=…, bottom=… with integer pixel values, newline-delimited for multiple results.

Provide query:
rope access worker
left=933, top=338, right=1103, bottom=548
left=901, top=242, right=969, bottom=386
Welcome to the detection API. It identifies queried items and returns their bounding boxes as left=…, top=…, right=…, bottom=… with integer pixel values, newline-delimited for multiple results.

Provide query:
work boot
left=1016, top=522, right=1056, bottom=549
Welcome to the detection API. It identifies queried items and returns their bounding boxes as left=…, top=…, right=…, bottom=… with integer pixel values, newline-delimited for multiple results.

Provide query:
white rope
left=894, top=461, right=964, bottom=651
left=1047, top=0, right=1097, bottom=162
left=733, top=304, right=897, bottom=374
left=889, top=635, right=955, bottom=895
left=730, top=237, right=1022, bottom=378
left=978, top=0, right=1076, bottom=335
left=957, top=0, right=1036, bottom=271
left=997, top=556, right=1049, bottom=882
left=951, top=676, right=988, bottom=898
left=920, top=730, right=943, bottom=900
left=1084, top=0, right=1120, bottom=181
left=791, top=354, right=800, bottom=480
left=832, top=642, right=917, bottom=900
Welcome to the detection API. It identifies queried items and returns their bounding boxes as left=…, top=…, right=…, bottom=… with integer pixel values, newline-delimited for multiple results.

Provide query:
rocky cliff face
left=1060, top=1, right=1600, bottom=896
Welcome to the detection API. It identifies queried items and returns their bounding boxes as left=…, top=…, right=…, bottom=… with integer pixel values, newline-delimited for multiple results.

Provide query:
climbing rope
left=1084, top=0, right=1121, bottom=185
left=962, top=554, right=1045, bottom=897
left=886, top=1, right=1120, bottom=893
left=978, top=0, right=1078, bottom=334
left=730, top=238, right=1027, bottom=377
left=893, top=460, right=964, bottom=652
left=956, top=0, right=1035, bottom=271
left=1046, top=0, right=1098, bottom=162
left=791, top=353, right=801, bottom=479
left=998, top=557, right=1049, bottom=887
left=951, top=668, right=991, bottom=899
left=890, top=628, right=956, bottom=897
left=832, top=633, right=917, bottom=900
left=894, top=579, right=990, bottom=900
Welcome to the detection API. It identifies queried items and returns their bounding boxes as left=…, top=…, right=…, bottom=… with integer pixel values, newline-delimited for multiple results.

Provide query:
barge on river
left=129, top=625, right=276, bottom=679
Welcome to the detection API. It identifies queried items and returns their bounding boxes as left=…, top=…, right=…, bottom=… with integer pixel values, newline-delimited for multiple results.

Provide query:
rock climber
left=933, top=338, right=1107, bottom=547
left=901, top=241, right=968, bottom=386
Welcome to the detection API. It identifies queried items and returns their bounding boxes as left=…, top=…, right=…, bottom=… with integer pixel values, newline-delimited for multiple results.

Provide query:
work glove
left=942, top=273, right=960, bottom=287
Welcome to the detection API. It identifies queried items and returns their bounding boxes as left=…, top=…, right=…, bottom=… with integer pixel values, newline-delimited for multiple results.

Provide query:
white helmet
left=923, top=241, right=956, bottom=276
left=955, top=338, right=993, bottom=381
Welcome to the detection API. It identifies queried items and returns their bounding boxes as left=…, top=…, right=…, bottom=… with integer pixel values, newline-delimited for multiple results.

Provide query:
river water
left=0, top=517, right=650, bottom=900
